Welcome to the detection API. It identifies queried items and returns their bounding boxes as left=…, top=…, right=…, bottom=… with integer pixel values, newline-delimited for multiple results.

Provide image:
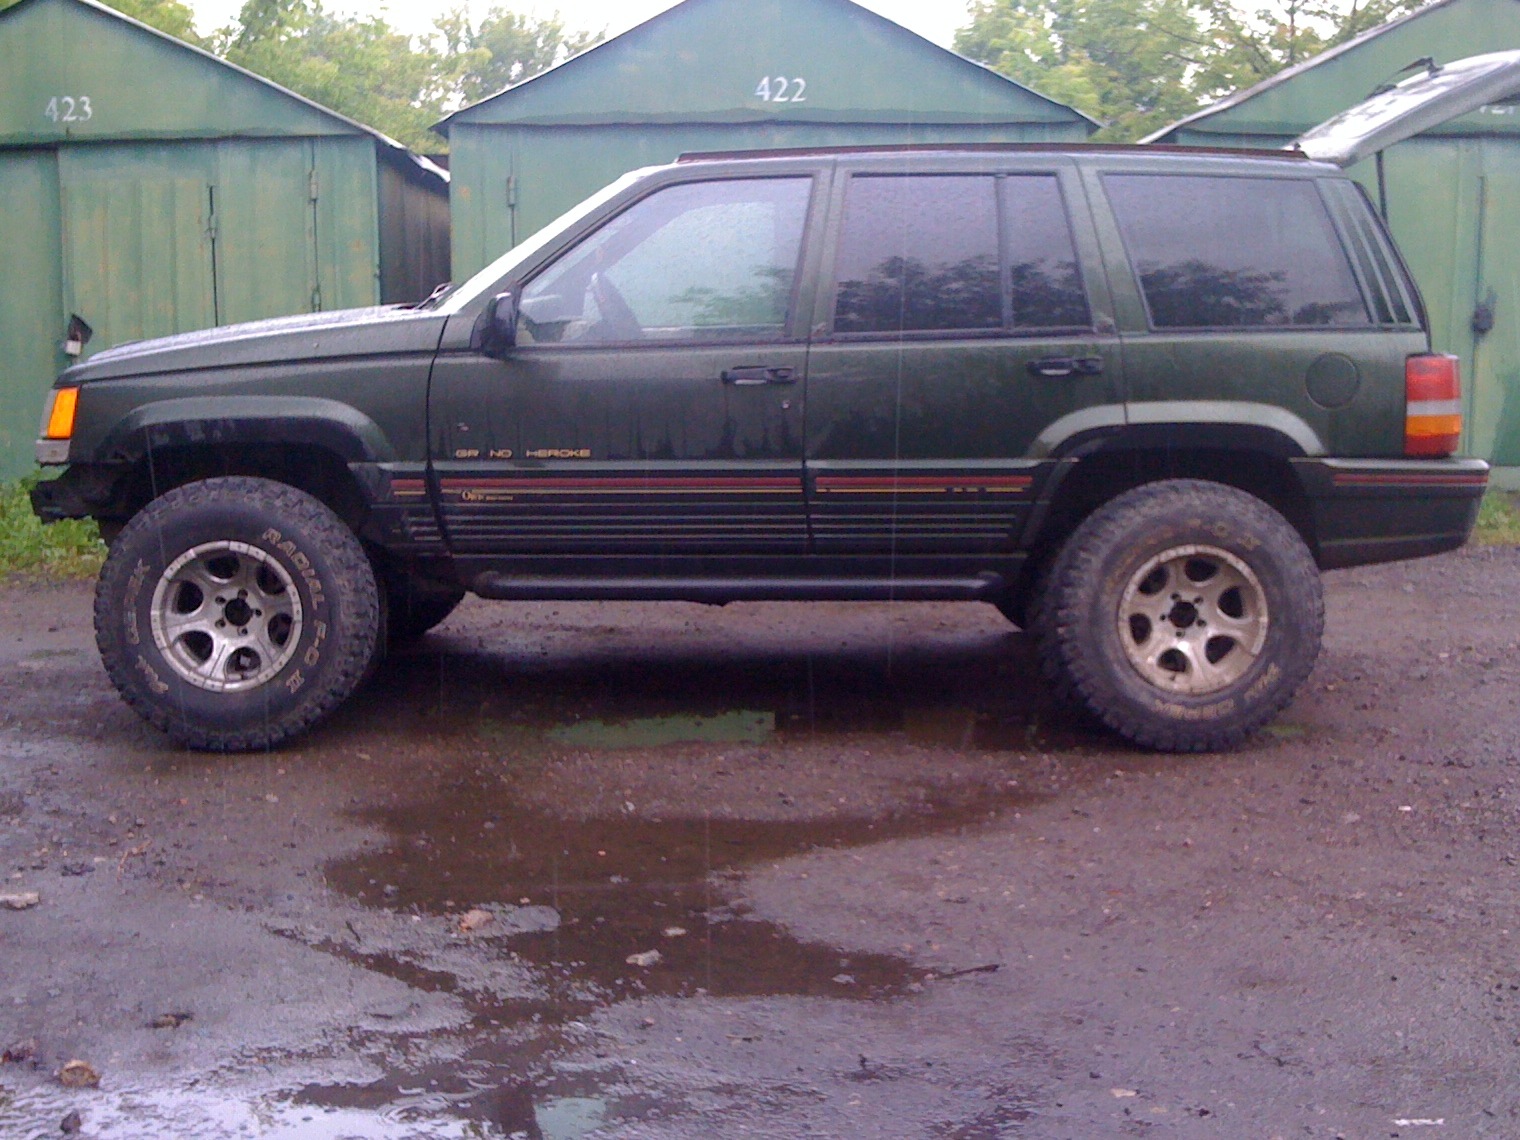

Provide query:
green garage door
left=59, top=146, right=215, bottom=349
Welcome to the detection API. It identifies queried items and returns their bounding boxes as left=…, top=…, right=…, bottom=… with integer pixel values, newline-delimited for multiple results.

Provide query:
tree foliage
left=955, top=0, right=1422, bottom=140
left=69, top=0, right=602, bottom=152
left=103, top=0, right=202, bottom=43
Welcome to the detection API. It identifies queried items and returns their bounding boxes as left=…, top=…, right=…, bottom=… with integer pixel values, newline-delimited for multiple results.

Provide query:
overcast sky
left=188, top=0, right=972, bottom=48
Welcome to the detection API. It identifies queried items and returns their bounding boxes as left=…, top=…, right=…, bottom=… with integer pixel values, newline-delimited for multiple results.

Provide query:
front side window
left=518, top=177, right=812, bottom=345
left=1104, top=174, right=1371, bottom=330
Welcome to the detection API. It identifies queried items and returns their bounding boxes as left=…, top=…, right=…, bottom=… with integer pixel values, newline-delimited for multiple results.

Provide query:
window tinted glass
left=833, top=175, right=1000, bottom=334
left=1105, top=174, right=1371, bottom=329
left=1005, top=176, right=1089, bottom=330
left=518, top=178, right=810, bottom=345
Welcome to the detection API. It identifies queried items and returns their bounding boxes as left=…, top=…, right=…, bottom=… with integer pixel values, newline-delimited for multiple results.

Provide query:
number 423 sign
left=45, top=96, right=94, bottom=123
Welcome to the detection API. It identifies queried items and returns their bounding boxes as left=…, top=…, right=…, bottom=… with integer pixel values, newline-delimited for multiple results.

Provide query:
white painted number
left=44, top=96, right=93, bottom=123
left=754, top=76, right=807, bottom=103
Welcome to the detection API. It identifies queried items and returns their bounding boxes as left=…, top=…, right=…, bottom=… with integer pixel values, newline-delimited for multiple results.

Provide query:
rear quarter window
left=1103, top=173, right=1371, bottom=330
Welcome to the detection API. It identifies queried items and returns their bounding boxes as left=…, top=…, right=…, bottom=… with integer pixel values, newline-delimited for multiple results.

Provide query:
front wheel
left=1033, top=480, right=1323, bottom=752
left=94, top=477, right=380, bottom=751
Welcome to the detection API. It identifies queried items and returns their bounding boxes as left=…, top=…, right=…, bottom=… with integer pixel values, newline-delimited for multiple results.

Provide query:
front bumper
left=29, top=464, right=131, bottom=525
left=1294, top=456, right=1490, bottom=569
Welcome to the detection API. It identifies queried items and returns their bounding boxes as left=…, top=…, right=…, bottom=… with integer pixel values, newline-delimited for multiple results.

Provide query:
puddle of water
left=312, top=779, right=1037, bottom=1137
left=328, top=801, right=941, bottom=1000
left=548, top=710, right=774, bottom=749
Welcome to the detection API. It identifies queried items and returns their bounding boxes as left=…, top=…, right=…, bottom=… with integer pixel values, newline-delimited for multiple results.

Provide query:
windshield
left=435, top=168, right=657, bottom=314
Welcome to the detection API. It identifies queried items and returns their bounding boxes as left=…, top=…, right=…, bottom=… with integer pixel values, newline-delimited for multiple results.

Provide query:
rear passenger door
left=803, top=161, right=1123, bottom=559
left=1091, top=169, right=1411, bottom=458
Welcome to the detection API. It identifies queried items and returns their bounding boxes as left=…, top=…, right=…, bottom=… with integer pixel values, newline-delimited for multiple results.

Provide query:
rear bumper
left=1294, top=457, right=1490, bottom=569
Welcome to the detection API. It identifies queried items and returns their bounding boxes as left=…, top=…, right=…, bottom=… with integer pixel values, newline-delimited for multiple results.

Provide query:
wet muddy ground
left=3, top=547, right=1520, bottom=1138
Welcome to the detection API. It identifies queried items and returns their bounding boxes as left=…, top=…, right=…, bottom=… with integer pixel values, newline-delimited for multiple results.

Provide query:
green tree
left=956, top=0, right=1213, bottom=140
left=956, top=0, right=1422, bottom=141
left=219, top=0, right=441, bottom=147
left=434, top=5, right=603, bottom=105
left=1190, top=0, right=1421, bottom=99
left=103, top=0, right=202, bottom=43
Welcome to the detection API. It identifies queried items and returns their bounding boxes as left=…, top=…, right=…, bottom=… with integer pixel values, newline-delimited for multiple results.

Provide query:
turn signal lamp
left=43, top=387, right=79, bottom=440
left=1405, top=354, right=1461, bottom=457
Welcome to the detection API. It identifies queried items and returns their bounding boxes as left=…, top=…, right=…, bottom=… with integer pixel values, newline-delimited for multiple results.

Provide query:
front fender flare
left=96, top=396, right=396, bottom=465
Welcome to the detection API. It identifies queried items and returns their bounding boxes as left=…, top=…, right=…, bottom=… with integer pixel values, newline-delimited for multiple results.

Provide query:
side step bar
left=469, top=574, right=1006, bottom=604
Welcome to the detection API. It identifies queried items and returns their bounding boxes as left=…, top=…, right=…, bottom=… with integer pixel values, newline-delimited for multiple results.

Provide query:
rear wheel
left=95, top=477, right=379, bottom=751
left=1033, top=480, right=1322, bottom=751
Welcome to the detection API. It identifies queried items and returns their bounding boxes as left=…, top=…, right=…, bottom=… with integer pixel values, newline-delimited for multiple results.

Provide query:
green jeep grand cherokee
left=31, top=144, right=1489, bottom=753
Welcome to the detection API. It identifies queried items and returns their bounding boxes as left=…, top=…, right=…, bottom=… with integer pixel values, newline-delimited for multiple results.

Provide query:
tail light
left=1405, top=354, right=1461, bottom=457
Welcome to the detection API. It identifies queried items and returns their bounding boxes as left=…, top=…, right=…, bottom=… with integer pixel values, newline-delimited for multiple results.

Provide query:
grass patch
left=1474, top=490, right=1520, bottom=546
left=0, top=474, right=105, bottom=579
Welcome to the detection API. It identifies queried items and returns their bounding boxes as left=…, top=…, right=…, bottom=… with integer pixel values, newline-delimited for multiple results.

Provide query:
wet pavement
left=3, top=549, right=1520, bottom=1137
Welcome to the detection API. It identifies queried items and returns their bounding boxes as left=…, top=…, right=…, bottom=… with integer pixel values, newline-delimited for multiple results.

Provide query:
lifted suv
left=32, top=144, right=1488, bottom=752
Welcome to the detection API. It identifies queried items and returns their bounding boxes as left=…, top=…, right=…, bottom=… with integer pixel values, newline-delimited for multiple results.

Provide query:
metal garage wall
left=213, top=138, right=379, bottom=322
left=0, top=151, right=61, bottom=480
left=440, top=0, right=1096, bottom=278
left=0, top=0, right=447, bottom=478
left=58, top=144, right=216, bottom=349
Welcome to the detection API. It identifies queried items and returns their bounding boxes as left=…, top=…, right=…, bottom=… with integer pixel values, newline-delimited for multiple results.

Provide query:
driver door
left=430, top=175, right=819, bottom=568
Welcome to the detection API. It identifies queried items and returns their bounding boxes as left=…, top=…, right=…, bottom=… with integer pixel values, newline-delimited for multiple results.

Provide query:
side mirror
left=471, top=292, right=518, bottom=357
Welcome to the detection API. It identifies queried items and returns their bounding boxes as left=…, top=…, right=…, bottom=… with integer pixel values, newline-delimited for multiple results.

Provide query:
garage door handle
left=722, top=366, right=796, bottom=385
left=1028, top=356, right=1104, bottom=378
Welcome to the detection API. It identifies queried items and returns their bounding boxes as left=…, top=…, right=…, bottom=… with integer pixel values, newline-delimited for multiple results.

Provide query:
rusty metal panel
left=58, top=144, right=215, bottom=351
left=211, top=139, right=321, bottom=323
left=0, top=149, right=62, bottom=480
left=312, top=137, right=381, bottom=311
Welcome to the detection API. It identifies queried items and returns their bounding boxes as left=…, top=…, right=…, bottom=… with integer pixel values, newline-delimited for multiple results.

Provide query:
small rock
left=1110, top=1087, right=1139, bottom=1098
left=456, top=908, right=494, bottom=934
left=831, top=973, right=857, bottom=985
left=59, top=863, right=93, bottom=877
left=60, top=1109, right=83, bottom=1134
left=626, top=950, right=662, bottom=968
left=57, top=1059, right=100, bottom=1088
left=1, top=891, right=41, bottom=910
left=148, top=1012, right=193, bottom=1030
left=662, top=926, right=688, bottom=938
left=3, top=1038, right=38, bottom=1063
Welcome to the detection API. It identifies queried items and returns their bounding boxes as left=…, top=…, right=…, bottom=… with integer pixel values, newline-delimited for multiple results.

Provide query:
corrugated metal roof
left=0, top=0, right=445, bottom=185
left=438, top=0, right=1097, bottom=133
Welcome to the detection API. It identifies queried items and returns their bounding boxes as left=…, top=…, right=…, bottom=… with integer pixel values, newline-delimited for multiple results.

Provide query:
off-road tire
left=94, top=477, right=380, bottom=751
left=1032, top=479, right=1323, bottom=752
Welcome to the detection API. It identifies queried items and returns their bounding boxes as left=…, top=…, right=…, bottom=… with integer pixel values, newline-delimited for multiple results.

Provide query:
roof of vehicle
left=676, top=142, right=1322, bottom=164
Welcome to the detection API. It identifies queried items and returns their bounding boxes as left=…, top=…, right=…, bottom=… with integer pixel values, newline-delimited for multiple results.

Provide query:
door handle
left=722, top=366, right=795, bottom=385
left=1027, top=356, right=1104, bottom=378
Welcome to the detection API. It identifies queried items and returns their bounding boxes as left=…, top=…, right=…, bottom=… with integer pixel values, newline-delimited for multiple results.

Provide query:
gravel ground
left=1, top=546, right=1518, bottom=1138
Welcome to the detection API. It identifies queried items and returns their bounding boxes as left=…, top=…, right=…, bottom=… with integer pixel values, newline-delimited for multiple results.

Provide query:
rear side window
left=831, top=173, right=1090, bottom=336
left=1104, top=174, right=1371, bottom=330
left=833, top=175, right=1001, bottom=334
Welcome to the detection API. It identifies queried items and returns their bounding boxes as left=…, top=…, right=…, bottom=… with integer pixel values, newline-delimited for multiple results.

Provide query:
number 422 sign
left=754, top=76, right=807, bottom=103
